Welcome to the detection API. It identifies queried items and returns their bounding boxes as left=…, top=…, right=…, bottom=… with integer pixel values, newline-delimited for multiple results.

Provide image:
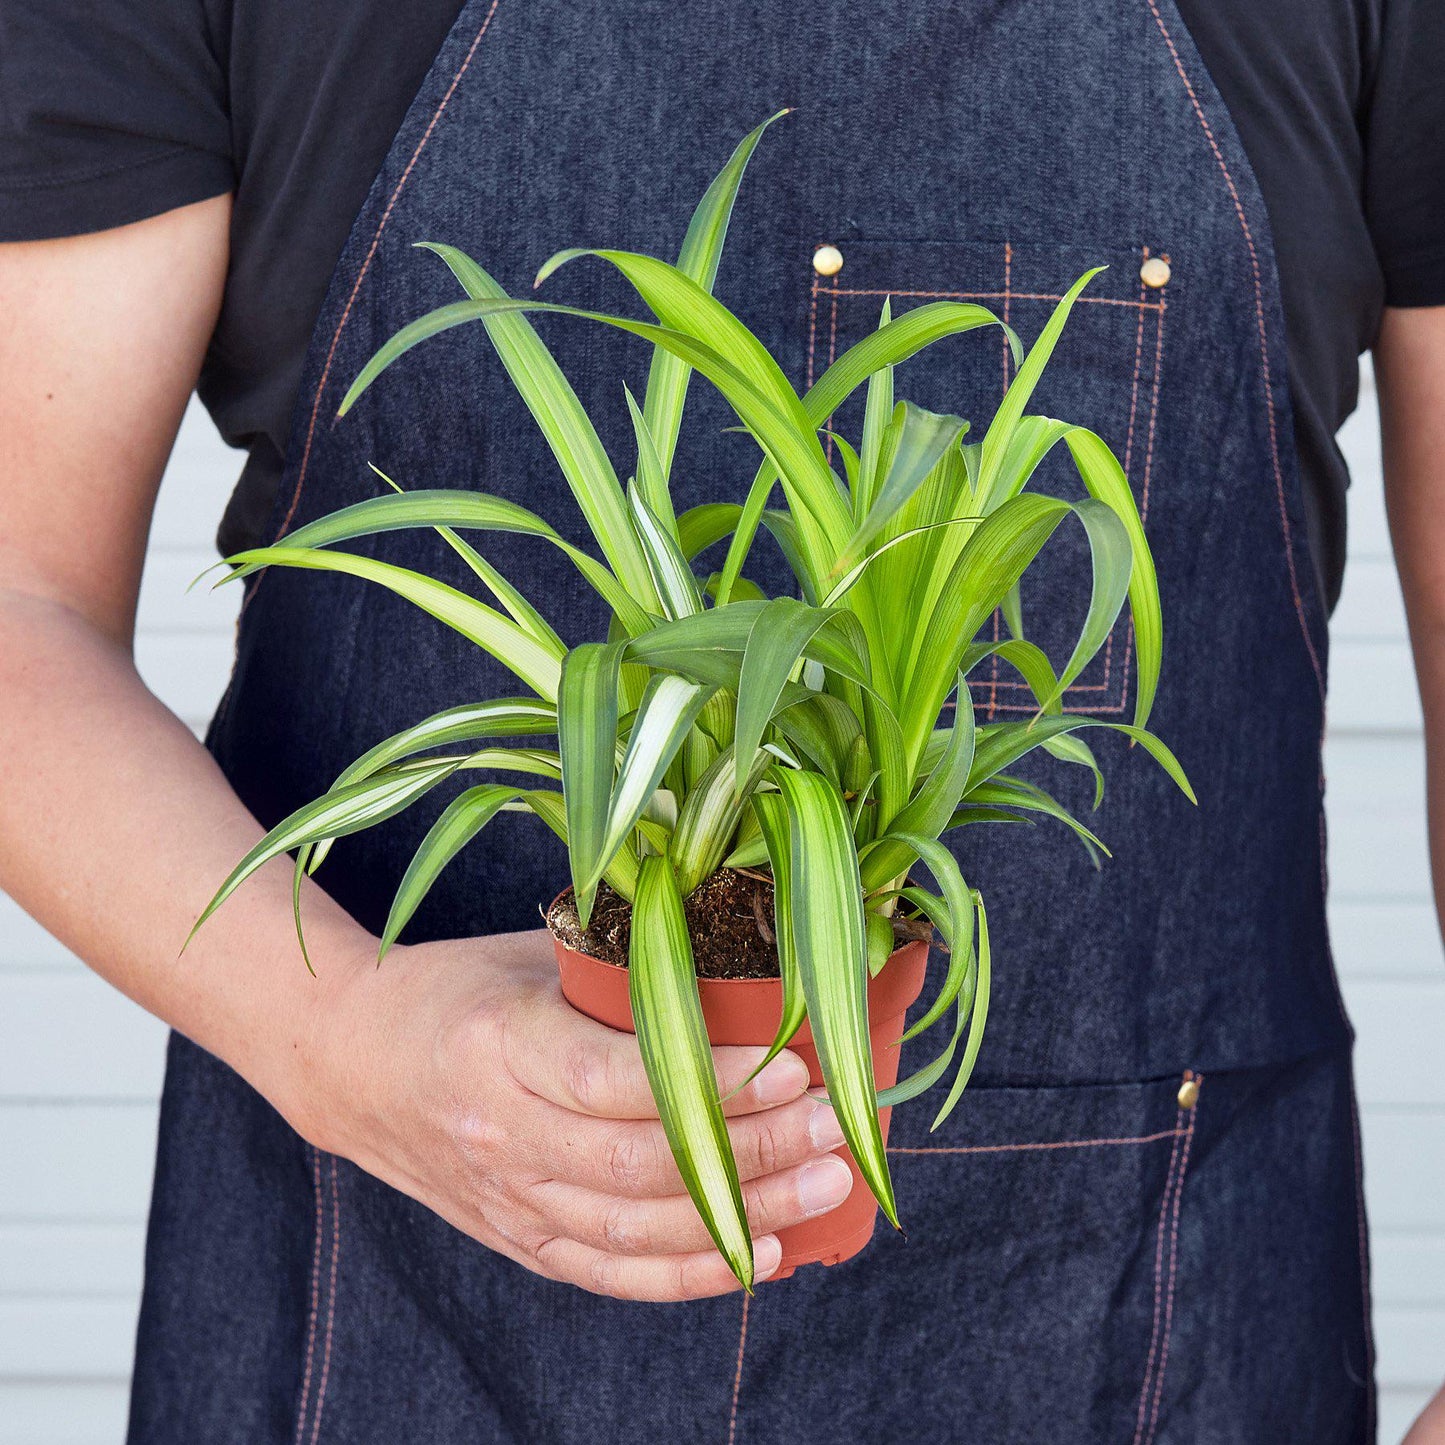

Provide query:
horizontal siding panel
left=136, top=550, right=240, bottom=635
left=1362, top=1109, right=1445, bottom=1234
left=1330, top=901, right=1442, bottom=980
left=0, top=1384, right=131, bottom=1445
left=1333, top=558, right=1409, bottom=642
left=0, top=1300, right=137, bottom=1378
left=1381, top=1389, right=1434, bottom=1445
left=0, top=978, right=166, bottom=1102
left=1328, top=640, right=1423, bottom=734
left=1376, top=1307, right=1445, bottom=1390
left=1344, top=980, right=1445, bottom=1106
left=1374, top=1234, right=1445, bottom=1309
left=143, top=398, right=237, bottom=554
left=0, top=1106, right=158, bottom=1224
left=133, top=633, right=233, bottom=731
left=1324, top=736, right=1431, bottom=901
left=0, top=896, right=77, bottom=973
left=0, top=1224, right=143, bottom=1297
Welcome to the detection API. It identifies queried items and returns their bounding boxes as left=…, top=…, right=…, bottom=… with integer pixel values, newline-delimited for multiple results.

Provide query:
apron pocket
left=805, top=237, right=1171, bottom=721
left=797, top=1070, right=1204, bottom=1444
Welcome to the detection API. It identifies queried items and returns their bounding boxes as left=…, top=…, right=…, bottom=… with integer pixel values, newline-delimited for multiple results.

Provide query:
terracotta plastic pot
left=552, top=926, right=929, bottom=1279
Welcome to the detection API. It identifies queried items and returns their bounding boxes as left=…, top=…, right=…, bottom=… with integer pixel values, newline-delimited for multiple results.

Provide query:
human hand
left=287, top=927, right=853, bottom=1301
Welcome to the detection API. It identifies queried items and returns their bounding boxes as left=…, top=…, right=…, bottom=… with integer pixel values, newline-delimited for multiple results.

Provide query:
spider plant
left=193, top=112, right=1191, bottom=1290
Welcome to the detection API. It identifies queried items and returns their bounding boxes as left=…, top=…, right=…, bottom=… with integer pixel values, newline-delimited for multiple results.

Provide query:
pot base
left=551, top=925, right=929, bottom=1278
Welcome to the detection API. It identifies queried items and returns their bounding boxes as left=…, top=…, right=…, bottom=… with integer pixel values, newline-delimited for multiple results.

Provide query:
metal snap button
left=1176, top=1073, right=1200, bottom=1109
left=1140, top=255, right=1171, bottom=289
left=812, top=244, right=844, bottom=277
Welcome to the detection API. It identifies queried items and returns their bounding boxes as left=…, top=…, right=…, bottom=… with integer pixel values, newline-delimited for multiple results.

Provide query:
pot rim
left=547, top=888, right=929, bottom=987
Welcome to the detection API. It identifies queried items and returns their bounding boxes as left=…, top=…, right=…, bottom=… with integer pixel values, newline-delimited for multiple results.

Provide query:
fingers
left=503, top=986, right=812, bottom=1120
left=529, top=1233, right=786, bottom=1302
left=535, top=1091, right=847, bottom=1196
left=534, top=1153, right=855, bottom=1258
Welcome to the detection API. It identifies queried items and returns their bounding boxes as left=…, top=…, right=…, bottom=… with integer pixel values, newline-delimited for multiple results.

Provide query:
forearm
left=0, top=586, right=371, bottom=1109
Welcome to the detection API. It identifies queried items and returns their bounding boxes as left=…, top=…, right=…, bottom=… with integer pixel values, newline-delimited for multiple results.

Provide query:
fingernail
left=808, top=1100, right=847, bottom=1152
left=753, top=1052, right=809, bottom=1106
left=798, top=1155, right=854, bottom=1216
left=753, top=1235, right=783, bottom=1281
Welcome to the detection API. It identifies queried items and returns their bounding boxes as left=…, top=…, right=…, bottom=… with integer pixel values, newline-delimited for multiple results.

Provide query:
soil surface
left=546, top=868, right=933, bottom=980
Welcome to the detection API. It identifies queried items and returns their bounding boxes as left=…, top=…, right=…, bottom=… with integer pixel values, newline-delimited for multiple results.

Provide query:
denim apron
left=128, top=1, right=1375, bottom=1440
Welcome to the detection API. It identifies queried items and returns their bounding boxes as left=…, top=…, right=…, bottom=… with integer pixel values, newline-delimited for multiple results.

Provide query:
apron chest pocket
left=804, top=237, right=1172, bottom=722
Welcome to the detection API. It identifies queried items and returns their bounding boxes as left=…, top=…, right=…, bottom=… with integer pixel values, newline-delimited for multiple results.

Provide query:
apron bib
left=129, top=2, right=1373, bottom=1439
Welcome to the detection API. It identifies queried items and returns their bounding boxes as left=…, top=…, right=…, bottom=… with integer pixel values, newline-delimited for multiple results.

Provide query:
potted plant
left=192, top=114, right=1191, bottom=1290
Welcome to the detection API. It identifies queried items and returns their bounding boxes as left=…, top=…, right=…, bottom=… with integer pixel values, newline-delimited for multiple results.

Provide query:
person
left=1, top=0, right=1442, bottom=1439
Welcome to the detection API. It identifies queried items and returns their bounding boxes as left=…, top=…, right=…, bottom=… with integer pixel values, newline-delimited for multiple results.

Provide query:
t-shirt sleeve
left=1365, top=0, right=1445, bottom=307
left=0, top=0, right=234, bottom=242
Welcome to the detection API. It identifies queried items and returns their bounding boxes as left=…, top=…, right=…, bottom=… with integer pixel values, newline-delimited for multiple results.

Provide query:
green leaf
left=879, top=834, right=974, bottom=1041
left=635, top=109, right=790, bottom=509
left=670, top=746, right=770, bottom=897
left=964, top=776, right=1109, bottom=863
left=629, top=855, right=753, bottom=1287
left=1064, top=426, right=1162, bottom=728
left=833, top=401, right=969, bottom=574
left=526, top=256, right=851, bottom=579
left=189, top=760, right=461, bottom=944
left=975, top=269, right=1104, bottom=512
left=364, top=465, right=564, bottom=652
left=628, top=481, right=703, bottom=619
left=1039, top=496, right=1133, bottom=710
left=410, top=245, right=659, bottom=609
left=854, top=299, right=895, bottom=520
left=586, top=674, right=714, bottom=897
left=930, top=894, right=992, bottom=1129
left=735, top=792, right=809, bottom=1090
left=303, top=697, right=558, bottom=874
left=624, top=385, right=673, bottom=535
left=771, top=769, right=898, bottom=1225
left=219, top=545, right=563, bottom=701
left=865, top=909, right=895, bottom=978
left=963, top=714, right=1195, bottom=803
left=900, top=493, right=1073, bottom=766
left=378, top=784, right=523, bottom=959
left=244, top=485, right=653, bottom=638
left=861, top=679, right=975, bottom=890
left=733, top=599, right=859, bottom=796
left=559, top=642, right=625, bottom=925
left=803, top=301, right=1021, bottom=425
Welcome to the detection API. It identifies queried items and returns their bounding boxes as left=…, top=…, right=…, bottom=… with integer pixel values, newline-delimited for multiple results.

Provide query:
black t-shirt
left=2, top=1, right=1443, bottom=611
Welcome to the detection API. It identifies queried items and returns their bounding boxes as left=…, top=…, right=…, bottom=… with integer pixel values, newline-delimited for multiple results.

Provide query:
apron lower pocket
left=794, top=1070, right=1207, bottom=1445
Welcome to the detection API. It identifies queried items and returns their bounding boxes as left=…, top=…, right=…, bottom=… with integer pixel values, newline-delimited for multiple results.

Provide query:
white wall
left=1, top=380, right=1442, bottom=1441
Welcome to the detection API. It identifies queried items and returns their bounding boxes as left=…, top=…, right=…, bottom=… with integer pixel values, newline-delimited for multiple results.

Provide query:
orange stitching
left=988, top=243, right=1013, bottom=713
left=1144, top=1076, right=1202, bottom=1443
left=889, top=1127, right=1182, bottom=1156
left=805, top=271, right=821, bottom=391
left=727, top=1293, right=750, bottom=1445
left=1132, top=1103, right=1186, bottom=1444
left=1001, top=240, right=1013, bottom=394
left=817, top=286, right=1162, bottom=311
left=1123, top=250, right=1150, bottom=476
left=309, top=1156, right=342, bottom=1445
left=293, top=1147, right=324, bottom=1443
left=971, top=285, right=1166, bottom=718
left=245, top=0, right=505, bottom=615
left=1142, top=0, right=1324, bottom=698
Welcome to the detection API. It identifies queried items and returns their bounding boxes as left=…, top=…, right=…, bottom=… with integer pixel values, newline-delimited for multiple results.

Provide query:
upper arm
left=0, top=195, right=231, bottom=643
